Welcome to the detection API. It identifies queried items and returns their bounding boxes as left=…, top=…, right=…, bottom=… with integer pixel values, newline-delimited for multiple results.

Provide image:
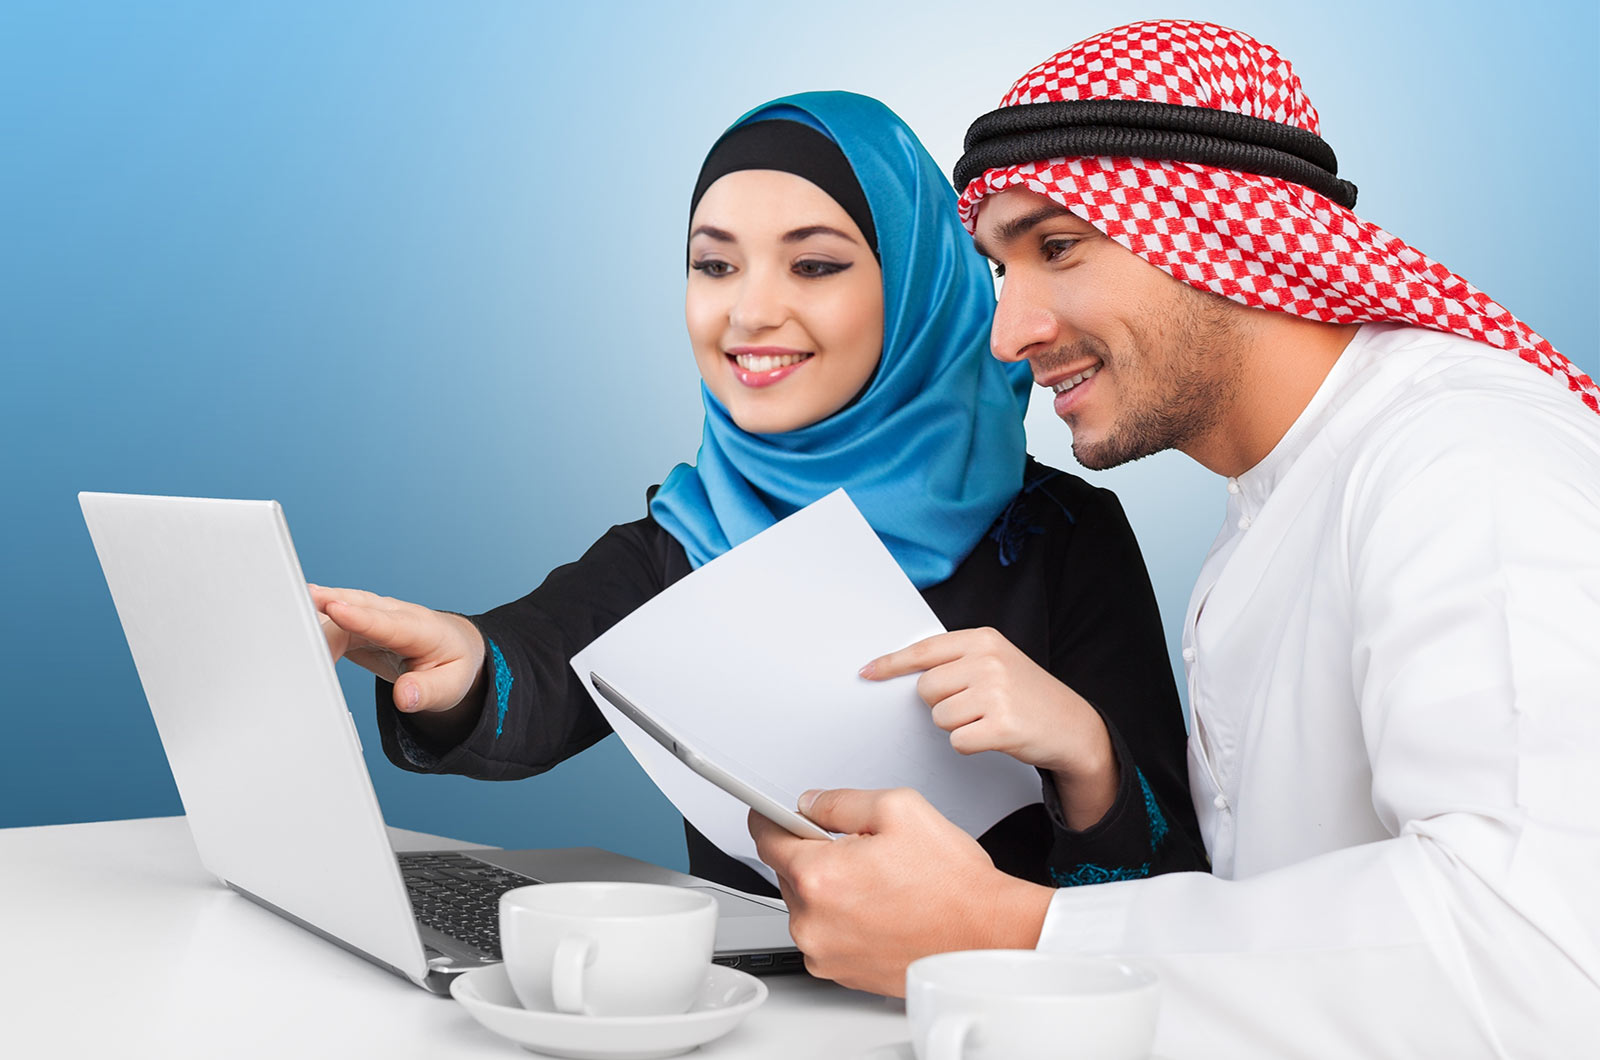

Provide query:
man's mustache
left=1027, top=338, right=1111, bottom=383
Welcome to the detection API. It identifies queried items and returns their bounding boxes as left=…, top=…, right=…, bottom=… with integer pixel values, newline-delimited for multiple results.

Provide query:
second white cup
left=499, top=881, right=718, bottom=1017
left=906, top=950, right=1160, bottom=1060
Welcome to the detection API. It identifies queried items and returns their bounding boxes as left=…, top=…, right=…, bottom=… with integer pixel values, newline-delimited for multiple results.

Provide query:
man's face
left=971, top=188, right=1243, bottom=470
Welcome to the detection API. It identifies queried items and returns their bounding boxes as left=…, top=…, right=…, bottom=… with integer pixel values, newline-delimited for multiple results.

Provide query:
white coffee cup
left=498, top=882, right=718, bottom=1017
left=906, top=950, right=1159, bottom=1060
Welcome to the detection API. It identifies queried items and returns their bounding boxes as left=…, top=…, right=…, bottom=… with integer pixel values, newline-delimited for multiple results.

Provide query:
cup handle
left=551, top=934, right=595, bottom=1015
left=926, top=1012, right=976, bottom=1060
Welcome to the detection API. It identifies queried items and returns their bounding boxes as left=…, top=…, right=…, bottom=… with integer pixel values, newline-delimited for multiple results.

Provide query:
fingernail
left=858, top=661, right=876, bottom=679
left=798, top=790, right=819, bottom=814
left=407, top=684, right=420, bottom=711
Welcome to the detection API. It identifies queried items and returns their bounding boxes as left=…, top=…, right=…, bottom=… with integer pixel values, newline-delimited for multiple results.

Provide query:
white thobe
left=1036, top=324, right=1600, bottom=1058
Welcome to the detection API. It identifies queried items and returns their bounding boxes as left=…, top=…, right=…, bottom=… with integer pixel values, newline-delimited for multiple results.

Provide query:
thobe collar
left=1225, top=325, right=1383, bottom=522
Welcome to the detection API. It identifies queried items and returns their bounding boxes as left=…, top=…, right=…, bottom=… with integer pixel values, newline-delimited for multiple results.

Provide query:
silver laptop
left=78, top=491, right=799, bottom=995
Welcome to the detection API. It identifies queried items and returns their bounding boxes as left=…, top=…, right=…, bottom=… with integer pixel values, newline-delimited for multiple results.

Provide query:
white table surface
left=0, top=816, right=913, bottom=1059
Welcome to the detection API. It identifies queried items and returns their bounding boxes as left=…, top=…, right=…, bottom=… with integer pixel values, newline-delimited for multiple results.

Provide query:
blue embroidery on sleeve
left=1050, top=769, right=1173, bottom=888
left=488, top=639, right=512, bottom=738
left=1052, top=862, right=1151, bottom=887
left=1138, top=769, right=1170, bottom=848
left=394, top=721, right=442, bottom=769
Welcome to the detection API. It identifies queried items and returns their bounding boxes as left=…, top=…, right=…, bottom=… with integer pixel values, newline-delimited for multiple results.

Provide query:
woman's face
left=686, top=169, right=884, bottom=435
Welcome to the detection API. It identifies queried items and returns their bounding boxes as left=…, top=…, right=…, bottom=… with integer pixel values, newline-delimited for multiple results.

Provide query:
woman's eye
left=1042, top=238, right=1079, bottom=263
left=793, top=259, right=851, bottom=278
left=690, top=259, right=734, bottom=277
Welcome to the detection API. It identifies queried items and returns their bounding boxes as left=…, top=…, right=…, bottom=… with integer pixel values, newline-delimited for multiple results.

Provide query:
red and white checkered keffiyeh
left=956, top=19, right=1599, bottom=414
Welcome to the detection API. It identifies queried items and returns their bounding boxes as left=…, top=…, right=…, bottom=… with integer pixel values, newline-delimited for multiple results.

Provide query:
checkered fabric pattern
left=957, top=20, right=1599, bottom=414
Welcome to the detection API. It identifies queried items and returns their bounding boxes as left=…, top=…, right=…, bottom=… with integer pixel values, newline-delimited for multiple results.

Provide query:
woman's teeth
left=733, top=352, right=810, bottom=373
left=1052, top=365, right=1100, bottom=393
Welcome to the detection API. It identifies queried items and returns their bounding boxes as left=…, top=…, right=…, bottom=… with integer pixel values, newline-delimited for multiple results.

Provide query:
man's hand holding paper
left=747, top=789, right=1053, bottom=993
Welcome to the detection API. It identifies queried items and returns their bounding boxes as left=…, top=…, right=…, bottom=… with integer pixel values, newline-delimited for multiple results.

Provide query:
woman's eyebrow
left=783, top=225, right=858, bottom=245
left=690, top=223, right=858, bottom=245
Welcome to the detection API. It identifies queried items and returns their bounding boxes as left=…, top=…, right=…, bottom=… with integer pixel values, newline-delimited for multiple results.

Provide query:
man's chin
left=1069, top=429, right=1161, bottom=471
left=1070, top=443, right=1123, bottom=472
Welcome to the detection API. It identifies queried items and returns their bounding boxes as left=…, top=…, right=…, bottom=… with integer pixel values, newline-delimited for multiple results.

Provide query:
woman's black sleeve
left=1039, top=483, right=1210, bottom=884
left=373, top=518, right=675, bottom=781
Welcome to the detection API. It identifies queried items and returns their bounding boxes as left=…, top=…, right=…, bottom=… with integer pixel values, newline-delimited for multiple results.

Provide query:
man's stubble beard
left=1066, top=287, right=1245, bottom=471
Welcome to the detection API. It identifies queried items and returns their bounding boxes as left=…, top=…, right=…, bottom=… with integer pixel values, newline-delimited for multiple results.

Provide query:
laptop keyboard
left=398, top=850, right=539, bottom=959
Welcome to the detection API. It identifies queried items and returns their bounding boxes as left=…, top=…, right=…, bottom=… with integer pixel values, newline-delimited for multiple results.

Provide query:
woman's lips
left=727, top=348, right=814, bottom=388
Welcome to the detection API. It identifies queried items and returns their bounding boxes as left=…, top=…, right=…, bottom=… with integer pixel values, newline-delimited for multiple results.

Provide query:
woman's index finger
left=323, top=598, right=430, bottom=657
left=860, top=631, right=969, bottom=680
left=308, top=584, right=388, bottom=611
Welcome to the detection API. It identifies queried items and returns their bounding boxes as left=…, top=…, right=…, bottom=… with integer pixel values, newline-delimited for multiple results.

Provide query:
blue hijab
left=649, top=92, right=1031, bottom=589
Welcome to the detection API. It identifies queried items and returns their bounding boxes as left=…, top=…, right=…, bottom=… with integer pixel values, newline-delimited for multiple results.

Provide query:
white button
left=1213, top=793, right=1229, bottom=810
left=1237, top=515, right=1252, bottom=530
left=1181, top=647, right=1196, bottom=663
left=1226, top=479, right=1240, bottom=495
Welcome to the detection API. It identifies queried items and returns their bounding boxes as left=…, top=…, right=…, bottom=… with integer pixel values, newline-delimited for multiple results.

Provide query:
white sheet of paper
left=570, top=489, right=1042, bottom=886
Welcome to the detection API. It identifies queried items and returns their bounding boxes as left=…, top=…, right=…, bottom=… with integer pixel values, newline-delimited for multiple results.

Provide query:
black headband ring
left=954, top=99, right=1357, bottom=209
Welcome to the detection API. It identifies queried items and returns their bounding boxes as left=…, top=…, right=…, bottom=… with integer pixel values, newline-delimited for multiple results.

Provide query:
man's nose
left=990, top=272, right=1059, bottom=364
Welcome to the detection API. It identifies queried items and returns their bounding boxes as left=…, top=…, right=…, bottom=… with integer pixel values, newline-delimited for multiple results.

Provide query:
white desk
left=0, top=817, right=912, bottom=1059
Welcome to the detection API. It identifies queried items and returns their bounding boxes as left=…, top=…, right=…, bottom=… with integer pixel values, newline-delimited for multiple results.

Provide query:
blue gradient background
left=4, top=1, right=1594, bottom=871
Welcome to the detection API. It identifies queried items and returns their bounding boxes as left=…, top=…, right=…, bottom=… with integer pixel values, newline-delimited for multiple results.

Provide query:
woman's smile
left=727, top=346, right=815, bottom=387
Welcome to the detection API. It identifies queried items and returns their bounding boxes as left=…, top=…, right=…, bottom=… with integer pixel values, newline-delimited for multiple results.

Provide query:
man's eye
left=690, top=260, right=733, bottom=277
left=1043, top=238, right=1079, bottom=262
left=794, top=260, right=851, bottom=278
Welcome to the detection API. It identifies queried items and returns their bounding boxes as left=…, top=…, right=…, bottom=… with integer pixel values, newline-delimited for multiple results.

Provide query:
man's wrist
left=977, top=872, right=1054, bottom=950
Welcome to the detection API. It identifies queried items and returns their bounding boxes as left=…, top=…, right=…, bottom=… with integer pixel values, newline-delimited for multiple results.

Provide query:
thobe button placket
left=1213, top=793, right=1229, bottom=810
left=1237, top=515, right=1252, bottom=530
left=1182, top=647, right=1196, bottom=663
left=1226, top=478, right=1240, bottom=495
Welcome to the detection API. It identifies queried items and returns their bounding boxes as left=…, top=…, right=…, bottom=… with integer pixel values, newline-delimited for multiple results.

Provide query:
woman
left=316, top=92, right=1205, bottom=895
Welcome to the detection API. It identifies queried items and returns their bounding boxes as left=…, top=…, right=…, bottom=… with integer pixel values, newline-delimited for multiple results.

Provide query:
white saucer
left=857, top=1049, right=1169, bottom=1060
left=450, top=962, right=767, bottom=1059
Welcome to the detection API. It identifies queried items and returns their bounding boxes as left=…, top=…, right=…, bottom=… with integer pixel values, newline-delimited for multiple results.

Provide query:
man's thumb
left=799, top=787, right=909, bottom=835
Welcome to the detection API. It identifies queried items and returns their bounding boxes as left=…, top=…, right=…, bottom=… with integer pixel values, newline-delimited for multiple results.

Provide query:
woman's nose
left=990, top=273, right=1060, bottom=364
left=728, top=270, right=787, bottom=335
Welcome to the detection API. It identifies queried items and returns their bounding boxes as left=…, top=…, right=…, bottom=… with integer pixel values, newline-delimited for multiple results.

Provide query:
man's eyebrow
left=972, top=203, right=1079, bottom=259
left=783, top=224, right=859, bottom=245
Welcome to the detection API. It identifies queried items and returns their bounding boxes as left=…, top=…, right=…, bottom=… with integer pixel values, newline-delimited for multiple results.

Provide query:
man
left=750, top=20, right=1600, bottom=1057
